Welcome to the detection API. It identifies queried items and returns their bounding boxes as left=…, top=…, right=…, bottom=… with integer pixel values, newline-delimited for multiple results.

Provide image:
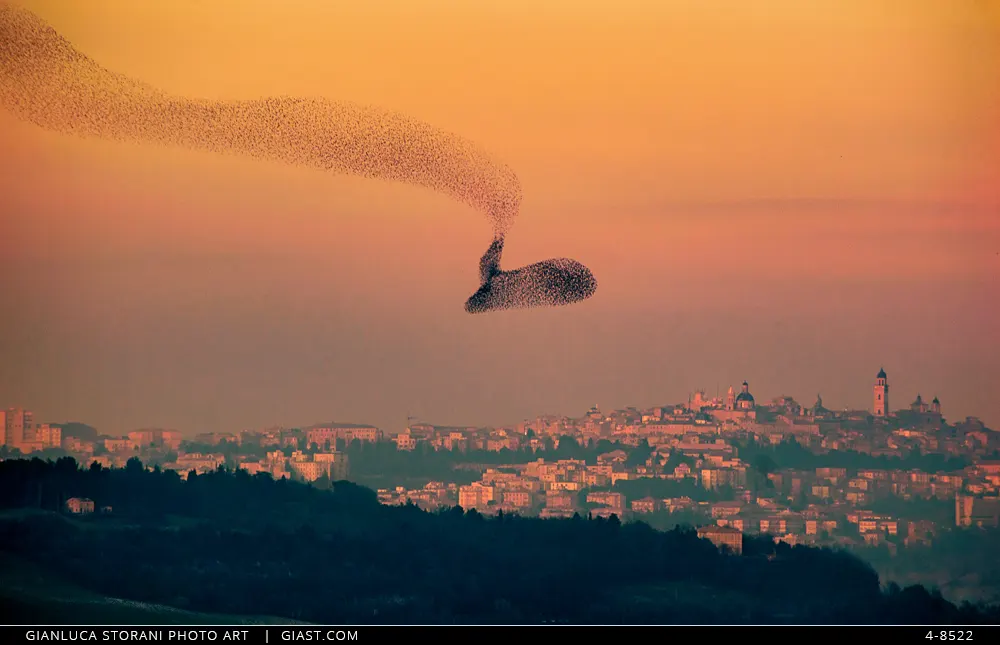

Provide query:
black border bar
left=4, top=625, right=999, bottom=643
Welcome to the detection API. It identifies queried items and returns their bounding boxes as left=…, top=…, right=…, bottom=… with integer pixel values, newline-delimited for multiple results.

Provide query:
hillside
left=52, top=422, right=99, bottom=442
left=0, top=546, right=306, bottom=625
left=0, top=457, right=997, bottom=624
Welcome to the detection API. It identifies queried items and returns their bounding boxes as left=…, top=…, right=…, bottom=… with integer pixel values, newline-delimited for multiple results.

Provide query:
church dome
left=877, top=368, right=887, bottom=379
left=735, top=380, right=755, bottom=408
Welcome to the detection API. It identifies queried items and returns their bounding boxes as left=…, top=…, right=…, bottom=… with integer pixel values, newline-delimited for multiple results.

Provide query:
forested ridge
left=0, top=457, right=996, bottom=624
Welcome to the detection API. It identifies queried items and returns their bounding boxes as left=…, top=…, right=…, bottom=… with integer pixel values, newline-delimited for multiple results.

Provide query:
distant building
left=955, top=494, right=1000, bottom=528
left=194, top=432, right=241, bottom=446
left=62, top=436, right=95, bottom=454
left=631, top=496, right=662, bottom=513
left=701, top=466, right=747, bottom=490
left=873, top=368, right=889, bottom=417
left=65, top=497, right=95, bottom=514
left=0, top=409, right=64, bottom=453
left=894, top=393, right=944, bottom=428
left=735, top=381, right=755, bottom=411
left=289, top=460, right=326, bottom=482
left=313, top=452, right=349, bottom=480
left=587, top=491, right=625, bottom=513
left=289, top=452, right=349, bottom=482
left=0, top=407, right=34, bottom=448
left=306, top=423, right=382, bottom=448
left=18, top=422, right=61, bottom=453
left=712, top=382, right=757, bottom=423
left=697, top=525, right=743, bottom=555
left=544, top=490, right=575, bottom=511
left=597, top=449, right=629, bottom=465
left=128, top=429, right=182, bottom=450
left=501, top=490, right=534, bottom=509
left=458, top=483, right=495, bottom=511
left=173, top=453, right=225, bottom=475
left=687, top=391, right=715, bottom=412
left=393, top=431, right=417, bottom=451
left=909, top=394, right=942, bottom=416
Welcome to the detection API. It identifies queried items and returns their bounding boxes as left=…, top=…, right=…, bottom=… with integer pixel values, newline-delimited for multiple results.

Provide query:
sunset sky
left=1, top=0, right=998, bottom=434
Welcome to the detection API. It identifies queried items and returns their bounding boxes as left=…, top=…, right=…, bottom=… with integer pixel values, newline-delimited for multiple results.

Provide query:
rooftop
left=698, top=525, right=742, bottom=535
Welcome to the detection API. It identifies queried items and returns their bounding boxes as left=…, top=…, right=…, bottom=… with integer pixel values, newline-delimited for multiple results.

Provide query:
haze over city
left=2, top=0, right=998, bottom=436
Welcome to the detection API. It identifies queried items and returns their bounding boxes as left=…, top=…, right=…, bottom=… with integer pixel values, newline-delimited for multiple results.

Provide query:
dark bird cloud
left=0, top=4, right=597, bottom=313
left=465, top=237, right=597, bottom=313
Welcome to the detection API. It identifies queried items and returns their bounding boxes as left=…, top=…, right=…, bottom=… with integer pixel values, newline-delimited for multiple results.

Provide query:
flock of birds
left=0, top=4, right=597, bottom=313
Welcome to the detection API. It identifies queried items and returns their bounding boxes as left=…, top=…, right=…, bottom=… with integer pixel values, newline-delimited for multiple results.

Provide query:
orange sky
left=1, top=0, right=998, bottom=434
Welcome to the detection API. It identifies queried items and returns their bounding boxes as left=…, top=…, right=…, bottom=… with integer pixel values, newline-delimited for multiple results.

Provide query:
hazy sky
left=1, top=0, right=998, bottom=435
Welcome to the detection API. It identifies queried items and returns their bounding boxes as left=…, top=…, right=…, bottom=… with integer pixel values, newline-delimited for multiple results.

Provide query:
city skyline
left=2, top=368, right=989, bottom=437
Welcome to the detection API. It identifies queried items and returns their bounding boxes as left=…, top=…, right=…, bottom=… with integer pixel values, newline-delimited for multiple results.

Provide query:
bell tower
left=873, top=367, right=889, bottom=417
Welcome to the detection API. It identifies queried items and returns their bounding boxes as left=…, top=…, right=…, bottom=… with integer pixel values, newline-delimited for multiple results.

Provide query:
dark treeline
left=346, top=436, right=622, bottom=467
left=347, top=437, right=969, bottom=475
left=338, top=436, right=970, bottom=490
left=329, top=438, right=642, bottom=489
left=735, top=438, right=969, bottom=474
left=4, top=434, right=970, bottom=493
left=350, top=437, right=970, bottom=489
left=0, top=457, right=998, bottom=624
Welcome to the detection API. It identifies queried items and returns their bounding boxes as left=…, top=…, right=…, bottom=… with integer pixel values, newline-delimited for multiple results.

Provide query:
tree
left=752, top=454, right=778, bottom=476
left=626, top=439, right=653, bottom=468
left=555, top=436, right=582, bottom=459
left=594, top=439, right=615, bottom=455
left=125, top=456, right=144, bottom=473
left=663, top=449, right=694, bottom=473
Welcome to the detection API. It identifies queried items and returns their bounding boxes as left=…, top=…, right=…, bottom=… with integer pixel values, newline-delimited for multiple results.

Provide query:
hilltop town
left=3, top=368, right=999, bottom=557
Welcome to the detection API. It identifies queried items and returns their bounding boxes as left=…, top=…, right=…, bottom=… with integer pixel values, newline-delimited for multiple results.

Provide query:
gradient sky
left=1, top=0, right=998, bottom=435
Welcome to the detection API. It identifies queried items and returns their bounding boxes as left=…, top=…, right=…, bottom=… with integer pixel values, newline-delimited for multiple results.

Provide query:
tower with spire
left=873, top=367, right=889, bottom=417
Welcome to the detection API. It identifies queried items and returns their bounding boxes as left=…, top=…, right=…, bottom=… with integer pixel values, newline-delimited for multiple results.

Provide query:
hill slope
left=0, top=550, right=306, bottom=625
